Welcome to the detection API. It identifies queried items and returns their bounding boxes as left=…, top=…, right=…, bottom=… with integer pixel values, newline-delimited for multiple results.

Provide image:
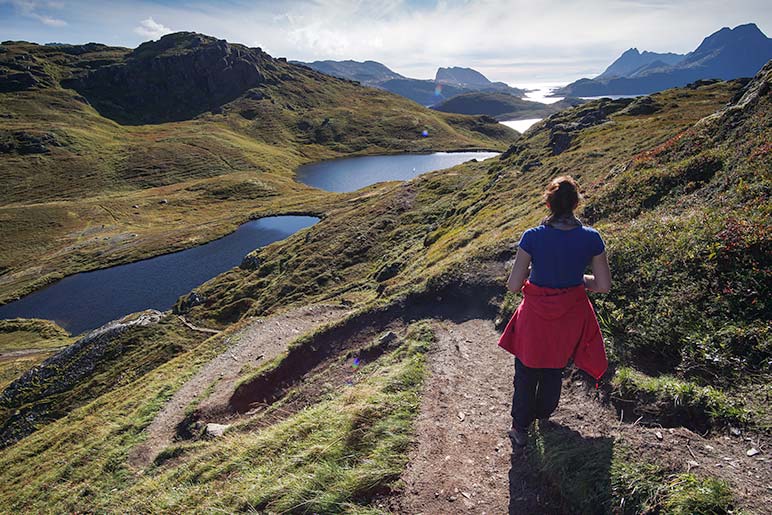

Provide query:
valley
left=0, top=26, right=769, bottom=514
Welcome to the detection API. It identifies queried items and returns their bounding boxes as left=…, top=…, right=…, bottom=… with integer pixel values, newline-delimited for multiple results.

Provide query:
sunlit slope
left=0, top=33, right=515, bottom=303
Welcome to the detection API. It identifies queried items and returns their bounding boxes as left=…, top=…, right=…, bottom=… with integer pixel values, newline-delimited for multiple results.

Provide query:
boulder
left=204, top=423, right=230, bottom=438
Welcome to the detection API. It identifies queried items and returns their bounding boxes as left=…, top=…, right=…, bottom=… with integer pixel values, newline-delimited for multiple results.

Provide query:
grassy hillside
left=0, top=33, right=515, bottom=306
left=0, top=48, right=768, bottom=512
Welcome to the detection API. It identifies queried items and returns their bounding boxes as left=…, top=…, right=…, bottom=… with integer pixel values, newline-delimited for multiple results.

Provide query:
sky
left=1, top=0, right=770, bottom=85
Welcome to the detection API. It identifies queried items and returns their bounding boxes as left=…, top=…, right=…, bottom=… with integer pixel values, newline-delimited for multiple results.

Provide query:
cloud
left=36, top=13, right=66, bottom=26
left=5, top=0, right=66, bottom=26
left=134, top=17, right=173, bottom=39
left=1, top=0, right=769, bottom=83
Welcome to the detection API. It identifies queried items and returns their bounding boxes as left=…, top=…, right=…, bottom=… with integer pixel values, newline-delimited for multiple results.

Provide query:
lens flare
left=352, top=357, right=361, bottom=368
left=434, top=84, right=442, bottom=96
left=421, top=129, right=429, bottom=137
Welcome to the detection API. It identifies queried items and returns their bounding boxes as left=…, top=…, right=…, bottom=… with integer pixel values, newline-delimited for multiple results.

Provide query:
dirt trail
left=395, top=318, right=550, bottom=513
left=395, top=316, right=771, bottom=513
left=129, top=304, right=350, bottom=469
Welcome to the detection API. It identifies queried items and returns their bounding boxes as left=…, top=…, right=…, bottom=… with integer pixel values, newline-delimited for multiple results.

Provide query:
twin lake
left=0, top=152, right=498, bottom=334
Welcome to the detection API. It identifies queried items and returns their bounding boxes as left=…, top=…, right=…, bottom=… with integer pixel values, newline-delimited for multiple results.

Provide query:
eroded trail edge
left=129, top=304, right=350, bottom=468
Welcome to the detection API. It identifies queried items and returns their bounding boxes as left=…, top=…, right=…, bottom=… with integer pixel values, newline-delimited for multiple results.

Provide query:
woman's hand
left=507, top=248, right=532, bottom=292
left=584, top=252, right=611, bottom=293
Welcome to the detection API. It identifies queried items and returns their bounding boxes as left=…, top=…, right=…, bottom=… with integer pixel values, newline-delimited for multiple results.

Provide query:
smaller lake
left=500, top=119, right=542, bottom=133
left=0, top=216, right=319, bottom=335
left=295, top=152, right=499, bottom=193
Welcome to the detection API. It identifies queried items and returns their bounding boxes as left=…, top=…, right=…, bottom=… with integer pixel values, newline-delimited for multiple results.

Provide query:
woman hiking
left=498, top=175, right=611, bottom=447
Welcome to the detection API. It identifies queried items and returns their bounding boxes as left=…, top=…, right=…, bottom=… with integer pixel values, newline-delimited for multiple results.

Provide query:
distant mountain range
left=555, top=23, right=772, bottom=96
left=294, top=61, right=526, bottom=106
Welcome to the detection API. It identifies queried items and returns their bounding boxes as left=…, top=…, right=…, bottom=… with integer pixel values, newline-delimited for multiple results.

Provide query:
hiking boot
left=508, top=425, right=528, bottom=447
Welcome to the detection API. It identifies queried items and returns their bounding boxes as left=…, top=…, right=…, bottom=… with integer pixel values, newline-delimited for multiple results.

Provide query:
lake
left=0, top=216, right=319, bottom=335
left=499, top=119, right=542, bottom=133
left=295, top=151, right=499, bottom=192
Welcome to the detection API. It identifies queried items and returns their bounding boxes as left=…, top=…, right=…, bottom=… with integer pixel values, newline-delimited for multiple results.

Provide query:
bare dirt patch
left=393, top=318, right=555, bottom=514
left=128, top=303, right=350, bottom=469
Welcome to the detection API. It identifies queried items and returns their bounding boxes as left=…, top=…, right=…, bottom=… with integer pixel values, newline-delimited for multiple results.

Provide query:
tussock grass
left=528, top=422, right=735, bottom=514
left=0, top=320, right=433, bottom=512
left=611, top=367, right=750, bottom=431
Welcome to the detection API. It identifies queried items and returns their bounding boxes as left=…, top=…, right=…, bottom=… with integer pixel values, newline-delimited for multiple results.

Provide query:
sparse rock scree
left=0, top=310, right=165, bottom=448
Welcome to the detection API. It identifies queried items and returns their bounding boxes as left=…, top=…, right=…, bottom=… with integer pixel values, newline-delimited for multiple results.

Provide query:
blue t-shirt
left=518, top=224, right=605, bottom=288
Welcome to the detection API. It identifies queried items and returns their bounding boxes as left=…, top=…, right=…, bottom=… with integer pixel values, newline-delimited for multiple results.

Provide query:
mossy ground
left=0, top=318, right=72, bottom=389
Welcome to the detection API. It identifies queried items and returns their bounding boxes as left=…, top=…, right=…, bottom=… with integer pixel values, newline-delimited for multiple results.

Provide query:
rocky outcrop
left=0, top=130, right=63, bottom=154
left=0, top=310, right=165, bottom=448
left=619, top=96, right=662, bottom=116
left=0, top=52, right=57, bottom=92
left=63, top=32, right=283, bottom=124
left=543, top=98, right=633, bottom=155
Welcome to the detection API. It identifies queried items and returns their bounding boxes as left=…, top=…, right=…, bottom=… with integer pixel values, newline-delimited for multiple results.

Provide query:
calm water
left=295, top=152, right=499, bottom=192
left=499, top=119, right=542, bottom=133
left=0, top=216, right=318, bottom=335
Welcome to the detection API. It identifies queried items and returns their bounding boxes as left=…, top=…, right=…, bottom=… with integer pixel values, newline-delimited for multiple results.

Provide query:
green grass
left=611, top=368, right=751, bottom=431
left=527, top=422, right=735, bottom=514
left=0, top=37, right=515, bottom=304
left=0, top=53, right=769, bottom=511
left=0, top=319, right=433, bottom=512
left=0, top=318, right=71, bottom=351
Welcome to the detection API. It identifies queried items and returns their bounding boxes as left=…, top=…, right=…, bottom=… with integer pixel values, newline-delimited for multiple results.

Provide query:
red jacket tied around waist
left=498, top=280, right=608, bottom=380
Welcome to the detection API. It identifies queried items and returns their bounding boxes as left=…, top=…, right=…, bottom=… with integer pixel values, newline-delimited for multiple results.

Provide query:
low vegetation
left=528, top=422, right=735, bottom=514
left=0, top=34, right=768, bottom=511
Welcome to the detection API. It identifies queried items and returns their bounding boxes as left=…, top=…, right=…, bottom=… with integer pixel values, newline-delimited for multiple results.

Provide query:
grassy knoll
left=0, top=34, right=515, bottom=304
left=0, top=317, right=432, bottom=513
left=0, top=318, right=72, bottom=390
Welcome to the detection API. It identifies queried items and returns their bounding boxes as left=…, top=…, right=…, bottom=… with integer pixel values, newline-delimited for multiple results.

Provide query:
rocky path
left=394, top=318, right=548, bottom=513
left=394, top=317, right=771, bottom=513
left=128, top=304, right=350, bottom=469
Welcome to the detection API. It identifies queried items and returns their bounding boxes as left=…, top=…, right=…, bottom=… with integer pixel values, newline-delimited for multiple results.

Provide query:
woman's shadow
left=508, top=420, right=614, bottom=514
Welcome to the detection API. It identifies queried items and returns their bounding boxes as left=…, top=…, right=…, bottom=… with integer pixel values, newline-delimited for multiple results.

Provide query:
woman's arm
left=584, top=251, right=611, bottom=293
left=507, top=248, right=532, bottom=292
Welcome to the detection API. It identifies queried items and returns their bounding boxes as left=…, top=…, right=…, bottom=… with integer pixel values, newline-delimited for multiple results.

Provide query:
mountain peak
left=435, top=66, right=492, bottom=87
left=693, top=23, right=769, bottom=55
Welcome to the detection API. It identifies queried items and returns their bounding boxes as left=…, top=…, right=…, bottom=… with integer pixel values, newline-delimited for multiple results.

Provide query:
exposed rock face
left=63, top=32, right=282, bottom=124
left=542, top=98, right=633, bottom=155
left=0, top=130, right=63, bottom=154
left=0, top=310, right=165, bottom=448
left=619, top=96, right=662, bottom=116
left=173, top=291, right=206, bottom=314
left=595, top=48, right=684, bottom=80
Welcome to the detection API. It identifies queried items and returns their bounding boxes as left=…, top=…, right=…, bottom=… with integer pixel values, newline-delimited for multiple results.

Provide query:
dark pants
left=511, top=358, right=563, bottom=430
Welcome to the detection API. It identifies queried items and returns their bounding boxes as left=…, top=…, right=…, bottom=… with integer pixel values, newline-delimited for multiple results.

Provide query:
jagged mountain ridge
left=595, top=48, right=685, bottom=79
left=295, top=59, right=526, bottom=105
left=557, top=23, right=772, bottom=96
